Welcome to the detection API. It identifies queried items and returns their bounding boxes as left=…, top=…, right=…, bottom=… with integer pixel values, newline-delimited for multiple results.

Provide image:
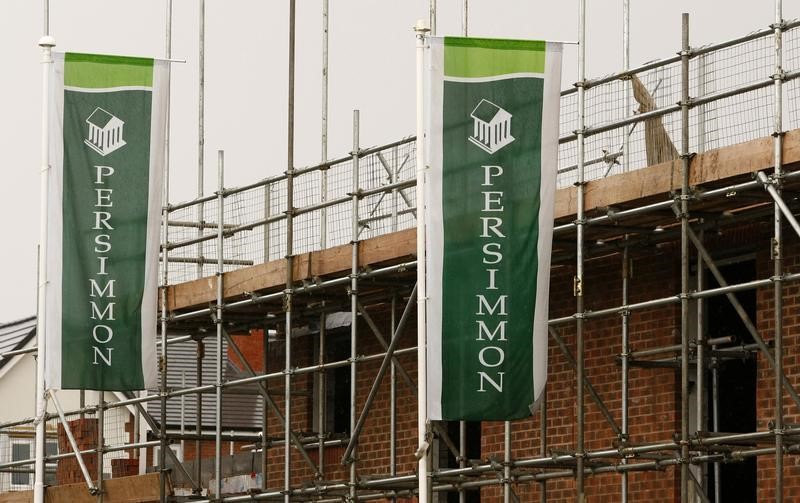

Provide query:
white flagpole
left=34, top=33, right=55, bottom=503
left=414, top=18, right=430, bottom=503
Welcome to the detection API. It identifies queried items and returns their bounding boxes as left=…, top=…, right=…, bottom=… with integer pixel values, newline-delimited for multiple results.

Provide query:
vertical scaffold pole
left=711, top=350, right=720, bottom=503
left=575, top=0, right=587, bottom=499
left=97, top=392, right=105, bottom=503
left=264, top=184, right=271, bottom=262
left=349, top=109, right=360, bottom=503
left=391, top=147, right=399, bottom=232
left=197, top=0, right=206, bottom=279
left=180, top=371, right=185, bottom=459
left=458, top=421, right=465, bottom=503
left=159, top=1, right=173, bottom=499
left=620, top=14, right=632, bottom=495
left=679, top=12, right=691, bottom=503
left=320, top=0, right=329, bottom=249
left=503, top=422, right=511, bottom=503
left=462, top=0, right=468, bottom=37
left=429, top=0, right=436, bottom=36
left=284, top=2, right=297, bottom=502
left=620, top=243, right=630, bottom=503
left=34, top=31, right=55, bottom=503
left=772, top=1, right=785, bottom=500
left=697, top=54, right=707, bottom=154
left=262, top=326, right=269, bottom=490
left=414, top=18, right=430, bottom=503
left=214, top=150, right=224, bottom=499
left=696, top=227, right=706, bottom=495
left=539, top=387, right=547, bottom=503
left=622, top=0, right=630, bottom=172
left=195, top=340, right=203, bottom=493
left=390, top=292, right=398, bottom=503
left=317, top=311, right=326, bottom=480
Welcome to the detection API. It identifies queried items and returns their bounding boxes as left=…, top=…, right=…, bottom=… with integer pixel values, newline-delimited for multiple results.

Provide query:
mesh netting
left=161, top=24, right=800, bottom=284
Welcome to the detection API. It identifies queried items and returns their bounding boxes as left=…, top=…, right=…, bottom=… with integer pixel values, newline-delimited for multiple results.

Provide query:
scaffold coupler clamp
left=282, top=289, right=292, bottom=312
left=32, top=392, right=48, bottom=427
left=573, top=275, right=583, bottom=297
left=415, top=424, right=434, bottom=460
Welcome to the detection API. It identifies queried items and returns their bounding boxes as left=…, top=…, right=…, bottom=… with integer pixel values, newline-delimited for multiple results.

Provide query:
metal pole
left=214, top=150, right=224, bottom=499
left=414, top=18, right=430, bottom=503
left=34, top=33, right=55, bottom=503
left=462, top=0, right=468, bottom=36
left=539, top=386, right=547, bottom=503
left=318, top=312, right=326, bottom=480
left=390, top=293, right=398, bottom=503
left=97, top=391, right=104, bottom=503
left=679, top=13, right=691, bottom=502
left=622, top=0, right=630, bottom=172
left=133, top=390, right=140, bottom=464
left=284, top=2, right=296, bottom=502
left=197, top=0, right=206, bottom=279
left=697, top=54, right=707, bottom=153
left=503, top=422, right=511, bottom=503
left=458, top=421, right=465, bottom=503
left=261, top=326, right=269, bottom=490
left=575, top=0, right=587, bottom=499
left=620, top=243, right=630, bottom=503
left=772, top=1, right=785, bottom=499
left=695, top=228, right=706, bottom=496
left=264, top=183, right=271, bottom=262
left=429, top=0, right=436, bottom=36
left=349, top=109, right=360, bottom=502
left=320, top=0, right=329, bottom=249
left=195, top=340, right=203, bottom=494
left=391, top=147, right=399, bottom=232
left=159, top=2, right=173, bottom=499
left=711, top=348, right=721, bottom=503
left=180, top=371, right=185, bottom=461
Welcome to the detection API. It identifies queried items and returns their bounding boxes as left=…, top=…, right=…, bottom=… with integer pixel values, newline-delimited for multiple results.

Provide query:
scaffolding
left=4, top=4, right=800, bottom=503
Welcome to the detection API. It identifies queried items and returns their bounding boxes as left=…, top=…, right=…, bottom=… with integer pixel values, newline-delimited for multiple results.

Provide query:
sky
left=0, top=0, right=797, bottom=322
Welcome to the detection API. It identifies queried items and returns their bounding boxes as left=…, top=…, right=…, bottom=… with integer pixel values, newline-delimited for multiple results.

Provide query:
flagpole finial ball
left=38, top=36, right=56, bottom=48
left=414, top=19, right=430, bottom=33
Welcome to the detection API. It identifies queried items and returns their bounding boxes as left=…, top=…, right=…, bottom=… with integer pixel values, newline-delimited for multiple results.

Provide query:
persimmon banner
left=426, top=38, right=562, bottom=420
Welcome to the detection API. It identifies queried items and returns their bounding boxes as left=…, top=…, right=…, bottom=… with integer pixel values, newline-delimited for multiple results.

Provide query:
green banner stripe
left=444, top=37, right=546, bottom=78
left=438, top=73, right=544, bottom=420
left=65, top=53, right=153, bottom=88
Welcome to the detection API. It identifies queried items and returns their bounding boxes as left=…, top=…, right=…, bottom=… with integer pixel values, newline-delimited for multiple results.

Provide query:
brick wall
left=57, top=418, right=98, bottom=485
left=176, top=228, right=800, bottom=501
left=757, top=239, right=800, bottom=501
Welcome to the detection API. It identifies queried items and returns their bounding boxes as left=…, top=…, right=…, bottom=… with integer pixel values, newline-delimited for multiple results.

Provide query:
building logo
left=84, top=107, right=126, bottom=156
left=468, top=99, right=514, bottom=154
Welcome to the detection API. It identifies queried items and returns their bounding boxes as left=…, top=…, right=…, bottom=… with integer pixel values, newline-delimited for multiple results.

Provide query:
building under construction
left=3, top=4, right=800, bottom=503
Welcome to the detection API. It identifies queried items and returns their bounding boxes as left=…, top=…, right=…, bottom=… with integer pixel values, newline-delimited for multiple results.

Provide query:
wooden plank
left=100, top=473, right=164, bottom=503
left=166, top=228, right=416, bottom=311
left=0, top=490, right=31, bottom=503
left=166, top=130, right=800, bottom=311
left=0, top=473, right=165, bottom=503
left=554, top=129, right=800, bottom=219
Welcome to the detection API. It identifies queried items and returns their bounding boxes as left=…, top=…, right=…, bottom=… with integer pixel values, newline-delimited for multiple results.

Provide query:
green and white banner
left=45, top=53, right=168, bottom=390
left=426, top=38, right=561, bottom=420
